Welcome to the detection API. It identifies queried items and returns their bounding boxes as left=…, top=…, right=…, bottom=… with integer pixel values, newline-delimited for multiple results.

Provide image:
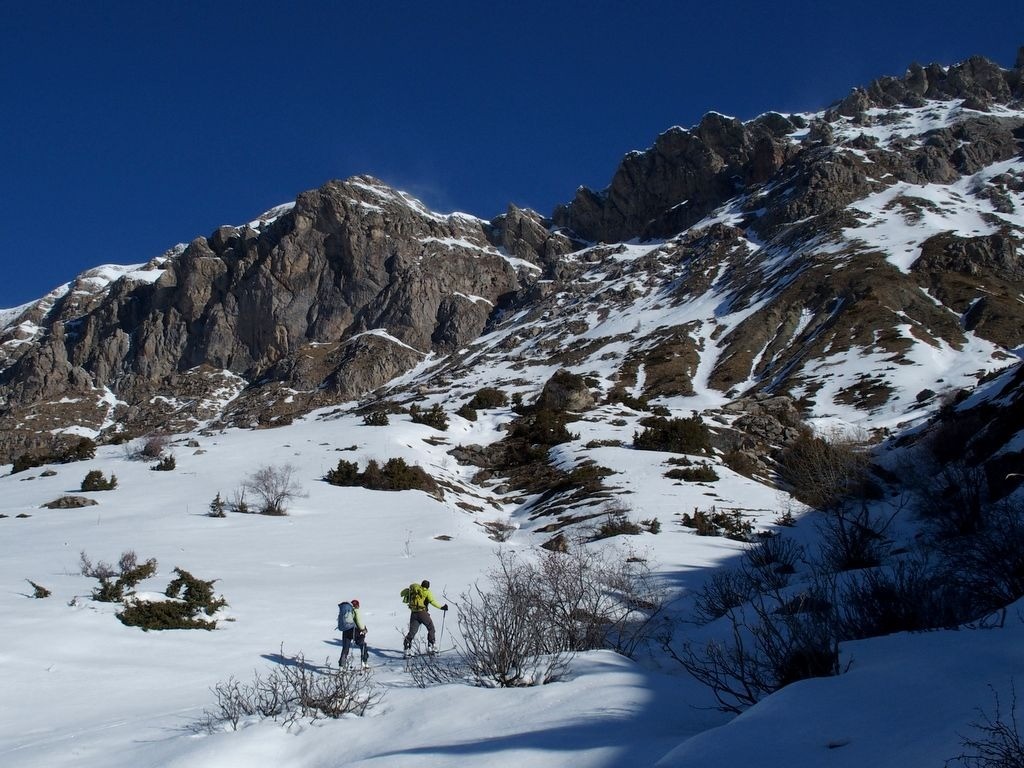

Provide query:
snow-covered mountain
left=1, top=48, right=1023, bottom=768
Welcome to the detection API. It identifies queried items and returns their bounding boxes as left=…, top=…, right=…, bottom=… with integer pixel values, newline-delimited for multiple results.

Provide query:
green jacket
left=401, top=583, right=442, bottom=612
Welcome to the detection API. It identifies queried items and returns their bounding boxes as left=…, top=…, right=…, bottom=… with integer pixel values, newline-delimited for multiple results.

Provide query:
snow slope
left=2, top=394, right=1023, bottom=767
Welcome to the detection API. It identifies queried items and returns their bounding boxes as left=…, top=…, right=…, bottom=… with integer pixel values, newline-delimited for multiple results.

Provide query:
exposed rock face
left=555, top=53, right=1024, bottom=247
left=0, top=177, right=541, bottom=457
left=553, top=111, right=800, bottom=243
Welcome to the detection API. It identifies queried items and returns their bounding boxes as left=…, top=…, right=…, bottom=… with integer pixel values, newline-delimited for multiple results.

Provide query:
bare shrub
left=777, top=428, right=871, bottom=510
left=745, top=534, right=803, bottom=575
left=528, top=543, right=666, bottom=657
left=407, top=651, right=470, bottom=689
left=592, top=512, right=643, bottom=540
left=453, top=544, right=666, bottom=686
left=243, top=464, right=303, bottom=515
left=917, top=460, right=990, bottom=539
left=817, top=501, right=894, bottom=572
left=455, top=553, right=573, bottom=688
left=838, top=554, right=969, bottom=640
left=669, top=578, right=839, bottom=713
left=197, top=653, right=383, bottom=731
left=948, top=683, right=1024, bottom=768
left=141, top=434, right=170, bottom=460
left=942, top=501, right=1024, bottom=624
left=691, top=538, right=805, bottom=624
left=691, top=569, right=760, bottom=625
left=482, top=519, right=517, bottom=542
left=228, top=488, right=250, bottom=514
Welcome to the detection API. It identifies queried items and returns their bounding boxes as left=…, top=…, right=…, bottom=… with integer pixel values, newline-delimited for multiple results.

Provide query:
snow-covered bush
left=118, top=567, right=226, bottom=631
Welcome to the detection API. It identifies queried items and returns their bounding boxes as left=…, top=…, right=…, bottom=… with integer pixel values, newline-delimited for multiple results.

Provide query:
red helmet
left=351, top=599, right=360, bottom=608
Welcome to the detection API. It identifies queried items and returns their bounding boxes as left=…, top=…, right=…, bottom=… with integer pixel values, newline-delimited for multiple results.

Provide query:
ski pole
left=439, top=584, right=448, bottom=644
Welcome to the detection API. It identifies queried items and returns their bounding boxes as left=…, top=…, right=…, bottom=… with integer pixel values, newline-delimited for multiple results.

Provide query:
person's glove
left=441, top=604, right=449, bottom=611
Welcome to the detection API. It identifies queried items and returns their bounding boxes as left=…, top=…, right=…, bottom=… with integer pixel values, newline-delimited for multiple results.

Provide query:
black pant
left=404, top=610, right=435, bottom=648
left=340, top=628, right=368, bottom=665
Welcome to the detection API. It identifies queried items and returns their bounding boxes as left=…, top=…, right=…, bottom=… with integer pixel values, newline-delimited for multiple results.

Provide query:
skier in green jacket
left=401, top=579, right=448, bottom=657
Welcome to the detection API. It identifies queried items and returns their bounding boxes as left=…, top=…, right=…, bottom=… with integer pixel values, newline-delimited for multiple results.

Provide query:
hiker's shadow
left=260, top=651, right=324, bottom=671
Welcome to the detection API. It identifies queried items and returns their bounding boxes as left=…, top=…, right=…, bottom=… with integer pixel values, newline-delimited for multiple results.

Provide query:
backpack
left=401, top=583, right=425, bottom=611
left=337, top=601, right=355, bottom=631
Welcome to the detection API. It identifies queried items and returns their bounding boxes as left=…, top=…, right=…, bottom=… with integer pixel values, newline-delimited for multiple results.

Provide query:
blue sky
left=1, top=1, right=1020, bottom=308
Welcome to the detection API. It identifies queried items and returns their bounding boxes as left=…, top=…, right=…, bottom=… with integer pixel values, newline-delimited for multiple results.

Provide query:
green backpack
left=401, top=582, right=425, bottom=611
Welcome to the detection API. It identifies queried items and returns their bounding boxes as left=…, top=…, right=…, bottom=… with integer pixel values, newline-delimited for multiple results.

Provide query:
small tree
left=467, top=387, right=509, bottom=410
left=633, top=415, right=712, bottom=455
left=324, top=459, right=360, bottom=487
left=362, top=411, right=389, bottom=426
left=409, top=403, right=449, bottom=431
left=208, top=492, right=226, bottom=517
left=243, top=464, right=303, bottom=515
left=152, top=455, right=176, bottom=471
left=81, top=470, right=117, bottom=491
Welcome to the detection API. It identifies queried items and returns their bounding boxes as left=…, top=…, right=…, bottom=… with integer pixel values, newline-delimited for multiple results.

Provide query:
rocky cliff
left=1, top=49, right=1023, bottom=464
